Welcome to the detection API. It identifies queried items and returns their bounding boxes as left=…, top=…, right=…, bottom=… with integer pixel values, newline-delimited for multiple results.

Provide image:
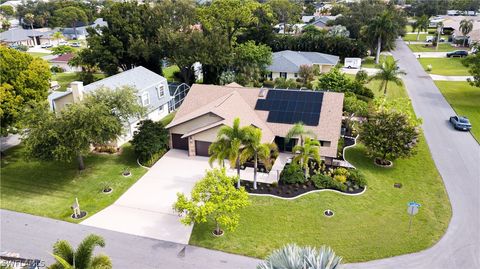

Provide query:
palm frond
left=50, top=253, right=74, bottom=269
left=52, top=240, right=74, bottom=265
left=90, top=254, right=112, bottom=269
left=74, top=234, right=106, bottom=269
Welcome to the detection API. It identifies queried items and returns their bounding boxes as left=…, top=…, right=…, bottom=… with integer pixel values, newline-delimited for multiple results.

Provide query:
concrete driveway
left=82, top=149, right=211, bottom=244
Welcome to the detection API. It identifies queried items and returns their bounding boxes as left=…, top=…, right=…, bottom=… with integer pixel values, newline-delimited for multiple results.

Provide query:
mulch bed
left=240, top=180, right=364, bottom=198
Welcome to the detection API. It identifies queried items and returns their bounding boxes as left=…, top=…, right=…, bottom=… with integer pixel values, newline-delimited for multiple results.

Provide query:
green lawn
left=407, top=43, right=455, bottom=52
left=52, top=73, right=106, bottom=91
left=344, top=73, right=408, bottom=100
left=189, top=80, right=451, bottom=262
left=27, top=52, right=50, bottom=58
left=418, top=58, right=470, bottom=76
left=361, top=55, right=394, bottom=68
left=163, top=65, right=180, bottom=82
left=403, top=33, right=449, bottom=42
left=190, top=136, right=451, bottom=262
left=0, top=144, right=147, bottom=223
left=435, top=81, right=480, bottom=141
left=160, top=111, right=176, bottom=126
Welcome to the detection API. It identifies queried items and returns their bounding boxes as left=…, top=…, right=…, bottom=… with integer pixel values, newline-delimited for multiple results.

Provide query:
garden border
left=342, top=134, right=359, bottom=168
left=248, top=185, right=367, bottom=200
left=136, top=158, right=151, bottom=170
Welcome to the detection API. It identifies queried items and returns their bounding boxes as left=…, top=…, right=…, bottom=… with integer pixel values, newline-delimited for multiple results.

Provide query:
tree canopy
left=22, top=87, right=144, bottom=170
left=173, top=168, right=250, bottom=235
left=131, top=120, right=169, bottom=164
left=0, top=47, right=50, bottom=135
left=463, top=53, right=480, bottom=87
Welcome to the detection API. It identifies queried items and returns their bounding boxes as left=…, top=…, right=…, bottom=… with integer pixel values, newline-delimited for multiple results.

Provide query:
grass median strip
left=418, top=58, right=470, bottom=76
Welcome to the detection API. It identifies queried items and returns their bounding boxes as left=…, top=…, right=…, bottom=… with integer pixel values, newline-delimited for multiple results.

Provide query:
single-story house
left=266, top=50, right=339, bottom=80
left=442, top=15, right=480, bottom=45
left=0, top=28, right=49, bottom=46
left=48, top=66, right=174, bottom=145
left=307, top=15, right=340, bottom=30
left=165, top=83, right=344, bottom=164
left=49, top=53, right=81, bottom=72
left=62, top=18, right=107, bottom=40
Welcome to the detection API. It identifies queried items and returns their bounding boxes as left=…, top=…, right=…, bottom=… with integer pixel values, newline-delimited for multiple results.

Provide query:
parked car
left=449, top=116, right=472, bottom=131
left=446, top=50, right=468, bottom=58
left=58, top=41, right=68, bottom=46
left=71, top=42, right=81, bottom=47
left=426, top=36, right=445, bottom=42
left=40, top=43, right=53, bottom=48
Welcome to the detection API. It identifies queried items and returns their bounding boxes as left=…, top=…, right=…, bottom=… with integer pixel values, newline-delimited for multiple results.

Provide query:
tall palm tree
left=257, top=243, right=342, bottom=269
left=208, top=137, right=230, bottom=168
left=49, top=234, right=112, bottom=269
left=292, top=137, right=321, bottom=178
left=370, top=57, right=406, bottom=95
left=241, top=127, right=277, bottom=190
left=285, top=122, right=316, bottom=147
left=459, top=19, right=474, bottom=47
left=24, top=13, right=36, bottom=46
left=415, top=15, right=430, bottom=41
left=215, top=117, right=250, bottom=188
left=367, top=11, right=398, bottom=64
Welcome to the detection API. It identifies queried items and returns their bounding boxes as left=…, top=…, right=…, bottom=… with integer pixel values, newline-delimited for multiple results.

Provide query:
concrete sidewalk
left=429, top=74, right=474, bottom=81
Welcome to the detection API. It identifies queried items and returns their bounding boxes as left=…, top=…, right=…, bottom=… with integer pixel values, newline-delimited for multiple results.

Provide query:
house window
left=294, top=73, right=298, bottom=78
left=141, top=92, right=150, bottom=106
left=280, top=72, right=287, bottom=79
left=156, top=84, right=164, bottom=97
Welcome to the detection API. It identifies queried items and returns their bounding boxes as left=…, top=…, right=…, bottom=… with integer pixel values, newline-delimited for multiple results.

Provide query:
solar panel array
left=255, top=89, right=323, bottom=126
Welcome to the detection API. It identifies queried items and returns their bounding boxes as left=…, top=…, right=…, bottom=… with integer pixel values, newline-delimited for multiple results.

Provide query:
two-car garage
left=171, top=133, right=211, bottom=157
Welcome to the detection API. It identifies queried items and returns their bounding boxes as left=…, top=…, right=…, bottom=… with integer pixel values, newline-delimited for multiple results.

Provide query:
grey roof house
left=267, top=50, right=339, bottom=80
left=48, top=66, right=174, bottom=145
left=62, top=18, right=108, bottom=39
left=0, top=28, right=45, bottom=46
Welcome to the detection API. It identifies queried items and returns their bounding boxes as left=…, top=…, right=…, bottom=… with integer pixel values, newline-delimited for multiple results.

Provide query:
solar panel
left=258, top=89, right=324, bottom=126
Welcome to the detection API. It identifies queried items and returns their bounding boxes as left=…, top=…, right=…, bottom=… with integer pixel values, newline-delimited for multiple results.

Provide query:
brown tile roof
left=167, top=84, right=344, bottom=158
left=50, top=53, right=75, bottom=63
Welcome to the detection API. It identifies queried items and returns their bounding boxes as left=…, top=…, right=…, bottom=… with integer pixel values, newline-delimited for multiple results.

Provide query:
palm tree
left=257, top=243, right=342, bottom=269
left=367, top=11, right=398, bottom=65
left=49, top=234, right=112, bottom=269
left=370, top=57, right=406, bottom=95
left=24, top=13, right=36, bottom=46
left=285, top=122, right=316, bottom=147
left=415, top=15, right=430, bottom=41
left=208, top=137, right=230, bottom=168
left=241, top=127, right=278, bottom=190
left=459, top=19, right=474, bottom=47
left=52, top=31, right=64, bottom=46
left=292, top=137, right=321, bottom=178
left=215, top=117, right=249, bottom=188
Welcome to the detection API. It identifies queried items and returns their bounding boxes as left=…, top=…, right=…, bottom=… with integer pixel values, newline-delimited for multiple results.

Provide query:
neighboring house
left=0, top=28, right=47, bottom=46
left=61, top=18, right=107, bottom=40
left=266, top=50, right=339, bottom=80
left=442, top=15, right=480, bottom=45
left=48, top=66, right=174, bottom=145
left=49, top=53, right=81, bottom=72
left=165, top=83, right=344, bottom=164
left=307, top=15, right=340, bottom=30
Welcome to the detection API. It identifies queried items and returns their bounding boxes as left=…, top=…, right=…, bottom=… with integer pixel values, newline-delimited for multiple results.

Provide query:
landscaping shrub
left=50, top=66, right=65, bottom=73
left=131, top=120, right=169, bottom=163
left=94, top=145, right=118, bottom=154
left=263, top=80, right=275, bottom=88
left=280, top=164, right=306, bottom=184
left=143, top=150, right=166, bottom=167
left=333, top=168, right=350, bottom=183
left=348, top=169, right=367, bottom=187
left=311, top=174, right=346, bottom=191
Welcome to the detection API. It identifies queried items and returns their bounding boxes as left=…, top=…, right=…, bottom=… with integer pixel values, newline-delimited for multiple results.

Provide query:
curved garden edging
left=248, top=185, right=367, bottom=200
left=342, top=134, right=359, bottom=168
left=136, top=158, right=151, bottom=170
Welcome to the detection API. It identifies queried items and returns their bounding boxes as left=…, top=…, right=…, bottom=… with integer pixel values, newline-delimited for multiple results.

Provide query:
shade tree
left=173, top=168, right=250, bottom=236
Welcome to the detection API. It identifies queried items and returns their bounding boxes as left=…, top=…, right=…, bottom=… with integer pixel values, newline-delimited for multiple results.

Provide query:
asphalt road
left=0, top=210, right=259, bottom=269
left=346, top=39, right=480, bottom=269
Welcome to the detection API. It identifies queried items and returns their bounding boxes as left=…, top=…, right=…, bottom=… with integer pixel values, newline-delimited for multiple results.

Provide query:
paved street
left=81, top=149, right=211, bottom=244
left=0, top=134, right=21, bottom=152
left=345, top=39, right=480, bottom=269
left=0, top=209, right=259, bottom=269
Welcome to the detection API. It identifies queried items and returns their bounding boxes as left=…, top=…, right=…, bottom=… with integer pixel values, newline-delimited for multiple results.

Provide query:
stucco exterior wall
left=193, top=126, right=221, bottom=142
left=269, top=64, right=335, bottom=81
left=169, top=113, right=222, bottom=135
left=52, top=93, right=74, bottom=112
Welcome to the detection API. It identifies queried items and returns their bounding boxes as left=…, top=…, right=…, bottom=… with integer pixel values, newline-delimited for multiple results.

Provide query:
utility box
left=344, top=58, right=361, bottom=69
